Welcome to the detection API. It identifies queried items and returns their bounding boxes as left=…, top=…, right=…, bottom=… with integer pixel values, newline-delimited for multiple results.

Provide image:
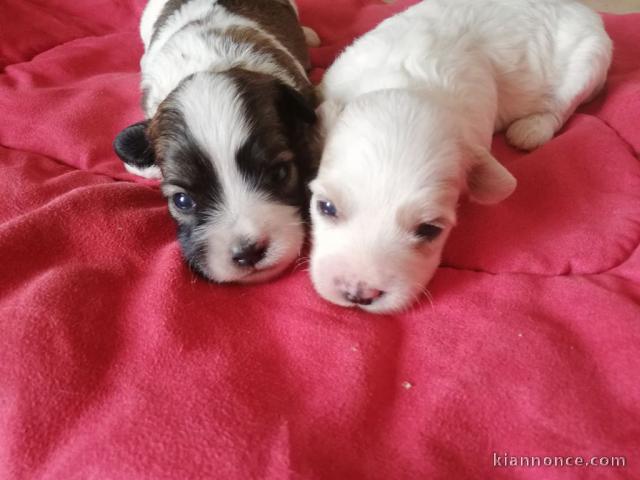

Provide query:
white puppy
left=310, top=0, right=612, bottom=313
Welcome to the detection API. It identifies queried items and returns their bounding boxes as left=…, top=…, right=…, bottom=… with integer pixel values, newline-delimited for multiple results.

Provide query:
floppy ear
left=466, top=145, right=517, bottom=204
left=277, top=83, right=317, bottom=125
left=113, top=120, right=155, bottom=169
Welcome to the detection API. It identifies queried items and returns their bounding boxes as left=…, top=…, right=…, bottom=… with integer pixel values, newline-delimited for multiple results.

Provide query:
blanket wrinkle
left=592, top=95, right=640, bottom=156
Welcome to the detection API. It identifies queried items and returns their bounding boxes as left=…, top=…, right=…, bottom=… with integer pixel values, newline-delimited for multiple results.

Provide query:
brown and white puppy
left=114, top=0, right=319, bottom=283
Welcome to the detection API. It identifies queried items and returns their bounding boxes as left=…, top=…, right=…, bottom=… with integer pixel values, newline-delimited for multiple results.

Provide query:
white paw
left=303, top=26, right=321, bottom=47
left=506, top=113, right=558, bottom=151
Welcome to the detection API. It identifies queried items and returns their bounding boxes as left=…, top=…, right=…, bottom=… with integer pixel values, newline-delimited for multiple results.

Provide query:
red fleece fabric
left=1, top=1, right=639, bottom=479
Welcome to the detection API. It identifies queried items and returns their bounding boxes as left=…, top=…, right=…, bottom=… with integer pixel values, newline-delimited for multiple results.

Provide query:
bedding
left=1, top=0, right=639, bottom=478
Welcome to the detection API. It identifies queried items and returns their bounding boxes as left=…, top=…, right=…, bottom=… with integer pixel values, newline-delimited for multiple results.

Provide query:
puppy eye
left=317, top=199, right=338, bottom=218
left=268, top=162, right=293, bottom=185
left=415, top=223, right=443, bottom=241
left=172, top=192, right=196, bottom=212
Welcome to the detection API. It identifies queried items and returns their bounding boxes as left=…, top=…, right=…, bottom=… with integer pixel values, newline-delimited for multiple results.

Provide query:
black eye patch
left=266, top=161, right=296, bottom=186
left=152, top=102, right=223, bottom=216
left=229, top=71, right=316, bottom=209
left=235, top=134, right=302, bottom=205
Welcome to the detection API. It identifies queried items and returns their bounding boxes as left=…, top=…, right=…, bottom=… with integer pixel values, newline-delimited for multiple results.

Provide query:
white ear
left=316, top=99, right=345, bottom=139
left=466, top=146, right=517, bottom=204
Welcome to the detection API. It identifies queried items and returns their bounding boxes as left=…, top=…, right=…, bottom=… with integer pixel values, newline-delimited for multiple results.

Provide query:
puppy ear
left=466, top=145, right=517, bottom=204
left=113, top=120, right=155, bottom=169
left=277, top=83, right=317, bottom=124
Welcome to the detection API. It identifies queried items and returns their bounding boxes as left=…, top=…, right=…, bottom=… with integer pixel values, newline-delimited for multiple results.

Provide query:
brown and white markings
left=114, top=0, right=320, bottom=283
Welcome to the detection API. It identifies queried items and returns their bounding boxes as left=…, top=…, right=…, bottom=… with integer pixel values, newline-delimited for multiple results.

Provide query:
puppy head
left=310, top=90, right=516, bottom=313
left=114, top=70, right=316, bottom=283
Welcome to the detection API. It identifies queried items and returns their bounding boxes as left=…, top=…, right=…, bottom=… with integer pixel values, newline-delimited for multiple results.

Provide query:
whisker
left=420, top=285, right=435, bottom=310
left=293, top=256, right=311, bottom=272
left=404, top=280, right=435, bottom=312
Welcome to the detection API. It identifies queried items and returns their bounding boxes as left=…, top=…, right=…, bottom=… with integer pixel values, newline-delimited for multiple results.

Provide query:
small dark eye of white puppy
left=311, top=0, right=611, bottom=313
left=415, top=223, right=443, bottom=242
left=317, top=199, right=338, bottom=218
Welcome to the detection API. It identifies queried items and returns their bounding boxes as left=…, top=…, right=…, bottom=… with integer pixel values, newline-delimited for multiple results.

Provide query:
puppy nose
left=342, top=285, right=384, bottom=306
left=232, top=241, right=268, bottom=268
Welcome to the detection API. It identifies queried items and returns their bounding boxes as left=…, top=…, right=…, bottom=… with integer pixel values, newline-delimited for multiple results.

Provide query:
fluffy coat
left=310, top=0, right=612, bottom=312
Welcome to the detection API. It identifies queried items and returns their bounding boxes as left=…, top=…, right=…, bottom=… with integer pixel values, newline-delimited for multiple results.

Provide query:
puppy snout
left=339, top=281, right=385, bottom=306
left=232, top=240, right=268, bottom=268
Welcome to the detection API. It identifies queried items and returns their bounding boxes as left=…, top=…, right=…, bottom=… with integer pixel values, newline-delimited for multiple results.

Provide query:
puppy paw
left=506, top=113, right=558, bottom=151
left=302, top=26, right=321, bottom=47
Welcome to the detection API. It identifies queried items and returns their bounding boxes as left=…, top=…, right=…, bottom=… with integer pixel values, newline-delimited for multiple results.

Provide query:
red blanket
left=1, top=1, right=639, bottom=478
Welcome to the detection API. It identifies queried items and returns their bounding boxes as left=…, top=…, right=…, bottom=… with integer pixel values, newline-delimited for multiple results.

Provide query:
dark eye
left=317, top=199, right=338, bottom=217
left=172, top=192, right=196, bottom=212
left=269, top=162, right=293, bottom=184
left=415, top=223, right=443, bottom=241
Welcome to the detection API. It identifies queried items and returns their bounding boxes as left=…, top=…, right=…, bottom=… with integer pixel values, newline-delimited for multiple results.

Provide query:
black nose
left=232, top=242, right=267, bottom=268
left=344, top=290, right=384, bottom=306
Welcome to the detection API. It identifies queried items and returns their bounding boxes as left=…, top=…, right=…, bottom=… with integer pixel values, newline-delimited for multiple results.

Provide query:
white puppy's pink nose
left=339, top=281, right=384, bottom=306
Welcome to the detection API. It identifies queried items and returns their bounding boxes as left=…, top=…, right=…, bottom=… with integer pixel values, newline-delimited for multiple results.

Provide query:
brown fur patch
left=218, top=25, right=313, bottom=98
left=218, top=0, right=310, bottom=70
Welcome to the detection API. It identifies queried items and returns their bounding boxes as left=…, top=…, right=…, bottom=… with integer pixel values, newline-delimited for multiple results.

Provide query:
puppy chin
left=310, top=251, right=440, bottom=314
left=198, top=219, right=305, bottom=284
left=213, top=259, right=292, bottom=284
left=231, top=238, right=303, bottom=284
left=237, top=263, right=290, bottom=284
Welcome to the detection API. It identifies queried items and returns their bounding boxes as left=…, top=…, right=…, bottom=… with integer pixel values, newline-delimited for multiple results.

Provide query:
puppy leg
left=303, top=26, right=321, bottom=47
left=506, top=112, right=559, bottom=151
left=506, top=36, right=612, bottom=151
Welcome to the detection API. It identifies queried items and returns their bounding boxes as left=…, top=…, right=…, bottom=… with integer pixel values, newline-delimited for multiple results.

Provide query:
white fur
left=124, top=163, right=163, bottom=179
left=311, top=0, right=612, bottom=313
left=139, top=0, right=168, bottom=49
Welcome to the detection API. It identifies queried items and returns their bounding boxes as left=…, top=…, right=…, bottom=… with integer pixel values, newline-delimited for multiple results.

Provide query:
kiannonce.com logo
left=492, top=452, right=627, bottom=469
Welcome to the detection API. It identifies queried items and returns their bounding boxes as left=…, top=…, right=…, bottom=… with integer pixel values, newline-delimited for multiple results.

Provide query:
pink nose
left=340, top=282, right=384, bottom=306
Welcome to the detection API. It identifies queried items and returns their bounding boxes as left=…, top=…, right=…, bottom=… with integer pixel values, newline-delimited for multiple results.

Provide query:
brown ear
left=466, top=146, right=517, bottom=204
